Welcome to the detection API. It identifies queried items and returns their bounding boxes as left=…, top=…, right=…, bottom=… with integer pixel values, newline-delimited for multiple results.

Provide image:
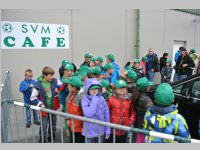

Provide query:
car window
left=174, top=85, right=183, bottom=94
left=191, top=80, right=200, bottom=99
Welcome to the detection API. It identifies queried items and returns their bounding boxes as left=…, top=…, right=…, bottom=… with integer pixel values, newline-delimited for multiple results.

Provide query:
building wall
left=1, top=9, right=200, bottom=100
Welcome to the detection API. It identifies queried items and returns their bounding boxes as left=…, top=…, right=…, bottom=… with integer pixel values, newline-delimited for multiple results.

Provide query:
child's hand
left=29, top=84, right=34, bottom=88
left=40, top=104, right=45, bottom=108
left=105, top=134, right=110, bottom=139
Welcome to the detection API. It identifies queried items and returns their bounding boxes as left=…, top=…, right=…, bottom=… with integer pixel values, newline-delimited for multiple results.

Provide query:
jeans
left=25, top=107, right=39, bottom=125
left=107, top=134, right=128, bottom=143
left=174, top=74, right=187, bottom=81
left=147, top=71, right=155, bottom=82
left=85, top=136, right=104, bottom=143
left=70, top=132, right=84, bottom=143
left=39, top=113, right=57, bottom=143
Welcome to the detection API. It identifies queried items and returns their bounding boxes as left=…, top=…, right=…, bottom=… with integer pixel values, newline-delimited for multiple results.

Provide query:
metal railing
left=1, top=100, right=200, bottom=143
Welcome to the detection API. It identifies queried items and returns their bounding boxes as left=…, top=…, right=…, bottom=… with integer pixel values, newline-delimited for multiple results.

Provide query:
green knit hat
left=100, top=79, right=110, bottom=89
left=154, top=83, right=174, bottom=106
left=114, top=79, right=127, bottom=88
left=105, top=54, right=115, bottom=62
left=126, top=70, right=137, bottom=81
left=190, top=48, right=196, bottom=53
left=136, top=77, right=153, bottom=90
left=84, top=53, right=93, bottom=58
left=96, top=56, right=104, bottom=62
left=64, top=63, right=74, bottom=71
left=104, top=63, right=114, bottom=70
left=91, top=66, right=101, bottom=75
left=67, top=76, right=83, bottom=88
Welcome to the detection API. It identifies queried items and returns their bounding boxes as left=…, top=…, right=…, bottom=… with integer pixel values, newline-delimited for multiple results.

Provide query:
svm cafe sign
left=1, top=21, right=69, bottom=49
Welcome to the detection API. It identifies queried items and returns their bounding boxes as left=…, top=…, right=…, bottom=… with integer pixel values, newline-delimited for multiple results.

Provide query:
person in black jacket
left=160, top=53, right=169, bottom=72
left=174, top=47, right=195, bottom=81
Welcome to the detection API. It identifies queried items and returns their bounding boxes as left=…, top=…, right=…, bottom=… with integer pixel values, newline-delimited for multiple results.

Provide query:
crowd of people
left=19, top=47, right=200, bottom=143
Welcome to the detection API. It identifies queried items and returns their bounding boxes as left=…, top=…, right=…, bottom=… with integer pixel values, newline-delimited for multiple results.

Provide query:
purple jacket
left=81, top=78, right=111, bottom=138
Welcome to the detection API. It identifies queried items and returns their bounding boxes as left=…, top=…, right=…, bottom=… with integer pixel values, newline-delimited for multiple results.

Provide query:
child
left=102, top=63, right=117, bottom=88
left=58, top=63, right=74, bottom=112
left=95, top=56, right=104, bottom=70
left=140, top=56, right=147, bottom=77
left=90, top=66, right=102, bottom=81
left=65, top=76, right=85, bottom=143
left=161, top=59, right=172, bottom=83
left=100, top=79, right=112, bottom=101
left=59, top=59, right=76, bottom=79
left=143, top=83, right=190, bottom=143
left=30, top=66, right=62, bottom=143
left=133, top=58, right=144, bottom=78
left=81, top=78, right=111, bottom=143
left=107, top=79, right=136, bottom=143
left=134, top=77, right=153, bottom=143
left=19, top=69, right=39, bottom=128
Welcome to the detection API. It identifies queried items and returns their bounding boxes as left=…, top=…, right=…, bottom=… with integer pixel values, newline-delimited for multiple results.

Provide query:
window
left=191, top=80, right=200, bottom=99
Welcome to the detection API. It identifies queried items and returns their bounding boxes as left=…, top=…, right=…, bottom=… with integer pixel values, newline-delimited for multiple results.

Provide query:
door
left=171, top=40, right=187, bottom=82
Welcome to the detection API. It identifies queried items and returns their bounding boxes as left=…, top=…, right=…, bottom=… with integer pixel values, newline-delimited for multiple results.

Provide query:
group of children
left=19, top=53, right=191, bottom=143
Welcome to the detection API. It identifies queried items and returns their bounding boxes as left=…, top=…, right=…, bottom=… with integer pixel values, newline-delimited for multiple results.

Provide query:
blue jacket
left=144, top=105, right=190, bottom=143
left=81, top=78, right=111, bottom=138
left=32, top=77, right=58, bottom=108
left=174, top=50, right=181, bottom=62
left=19, top=79, right=36, bottom=104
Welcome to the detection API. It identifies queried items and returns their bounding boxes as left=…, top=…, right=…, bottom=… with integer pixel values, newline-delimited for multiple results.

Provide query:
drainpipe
left=135, top=9, right=140, bottom=58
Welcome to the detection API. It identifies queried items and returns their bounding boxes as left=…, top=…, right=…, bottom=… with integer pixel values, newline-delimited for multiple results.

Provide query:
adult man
left=145, top=48, right=159, bottom=82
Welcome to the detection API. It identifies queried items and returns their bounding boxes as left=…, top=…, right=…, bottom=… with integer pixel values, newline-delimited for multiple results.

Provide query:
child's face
left=102, top=87, right=107, bottom=94
left=44, top=74, right=53, bottom=82
left=25, top=72, right=33, bottom=80
left=64, top=70, right=73, bottom=77
left=107, top=68, right=114, bottom=75
left=89, top=88, right=99, bottom=96
left=115, top=87, right=127, bottom=95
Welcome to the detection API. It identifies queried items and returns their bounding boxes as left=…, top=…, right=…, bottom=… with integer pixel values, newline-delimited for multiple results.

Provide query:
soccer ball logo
left=2, top=23, right=13, bottom=33
left=57, top=26, right=65, bottom=35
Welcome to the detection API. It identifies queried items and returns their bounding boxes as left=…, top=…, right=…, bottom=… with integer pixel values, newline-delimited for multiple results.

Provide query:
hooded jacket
left=81, top=78, right=111, bottom=138
left=143, top=105, right=190, bottom=143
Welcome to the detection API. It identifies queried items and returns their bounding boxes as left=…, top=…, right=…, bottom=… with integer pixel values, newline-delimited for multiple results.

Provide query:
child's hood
left=145, top=105, right=178, bottom=129
left=85, top=78, right=102, bottom=96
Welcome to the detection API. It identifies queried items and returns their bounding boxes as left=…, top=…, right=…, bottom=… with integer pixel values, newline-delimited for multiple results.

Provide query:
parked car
left=147, top=74, right=200, bottom=139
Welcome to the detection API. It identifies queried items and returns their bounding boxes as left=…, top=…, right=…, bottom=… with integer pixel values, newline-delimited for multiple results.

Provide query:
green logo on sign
left=2, top=23, right=13, bottom=33
left=57, top=26, right=65, bottom=35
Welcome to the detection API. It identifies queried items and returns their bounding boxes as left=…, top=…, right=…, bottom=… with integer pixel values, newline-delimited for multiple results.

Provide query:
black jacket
left=146, top=54, right=160, bottom=72
left=174, top=54, right=195, bottom=75
left=160, top=57, right=167, bottom=72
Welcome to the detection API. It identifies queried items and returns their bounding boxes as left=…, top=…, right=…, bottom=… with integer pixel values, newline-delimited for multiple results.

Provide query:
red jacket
left=107, top=95, right=136, bottom=136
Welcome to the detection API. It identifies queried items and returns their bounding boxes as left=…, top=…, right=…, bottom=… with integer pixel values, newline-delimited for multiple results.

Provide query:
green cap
left=73, top=71, right=80, bottom=77
left=79, top=65, right=90, bottom=73
left=136, top=77, right=153, bottom=90
left=64, top=63, right=74, bottom=70
left=142, top=56, right=148, bottom=62
left=84, top=53, right=93, bottom=58
left=134, top=58, right=140, bottom=63
left=126, top=70, right=137, bottom=81
left=90, top=57, right=96, bottom=62
left=91, top=66, right=101, bottom=75
left=166, top=59, right=172, bottom=63
left=190, top=48, right=196, bottom=53
left=79, top=71, right=87, bottom=79
left=90, top=85, right=101, bottom=90
left=105, top=54, right=115, bottom=62
left=125, top=66, right=134, bottom=71
left=65, top=76, right=83, bottom=88
left=154, top=83, right=174, bottom=106
left=96, top=56, right=104, bottom=62
left=100, top=79, right=110, bottom=89
left=114, top=79, right=127, bottom=88
left=104, top=63, right=114, bottom=70
left=62, top=59, right=69, bottom=66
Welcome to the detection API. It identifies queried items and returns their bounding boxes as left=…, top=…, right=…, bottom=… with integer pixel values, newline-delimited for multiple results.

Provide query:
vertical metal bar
left=60, top=117, right=64, bottom=143
left=8, top=103, right=13, bottom=142
left=113, top=128, right=116, bottom=143
left=22, top=107, right=28, bottom=143
left=49, top=113, right=54, bottom=143
left=14, top=105, right=20, bottom=142
left=129, top=132, right=132, bottom=143
left=39, top=111, right=44, bottom=143
left=85, top=121, right=88, bottom=143
left=98, top=125, right=100, bottom=143
left=31, top=109, right=36, bottom=143
left=1, top=102, right=7, bottom=143
left=72, top=119, right=75, bottom=143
